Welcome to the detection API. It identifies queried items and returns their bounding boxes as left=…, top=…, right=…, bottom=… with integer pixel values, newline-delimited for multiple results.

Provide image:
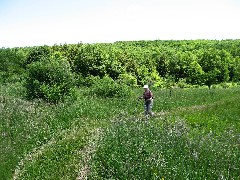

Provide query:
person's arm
left=139, top=93, right=144, bottom=99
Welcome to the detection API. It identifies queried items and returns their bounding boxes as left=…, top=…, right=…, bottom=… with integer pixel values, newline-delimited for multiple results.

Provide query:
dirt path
left=76, top=128, right=103, bottom=180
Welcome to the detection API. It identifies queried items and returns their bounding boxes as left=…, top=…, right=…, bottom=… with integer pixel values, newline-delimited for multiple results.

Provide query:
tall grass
left=89, top=118, right=239, bottom=179
left=1, top=83, right=240, bottom=179
left=89, top=87, right=240, bottom=179
left=0, top=84, right=139, bottom=179
left=152, top=86, right=240, bottom=112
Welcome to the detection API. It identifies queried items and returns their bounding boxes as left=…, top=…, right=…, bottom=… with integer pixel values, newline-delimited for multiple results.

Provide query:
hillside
left=1, top=39, right=240, bottom=179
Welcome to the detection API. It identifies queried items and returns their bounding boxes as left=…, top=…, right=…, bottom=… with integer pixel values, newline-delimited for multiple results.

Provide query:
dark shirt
left=143, top=89, right=153, bottom=101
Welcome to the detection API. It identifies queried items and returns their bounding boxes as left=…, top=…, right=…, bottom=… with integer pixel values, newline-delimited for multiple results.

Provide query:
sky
left=0, top=0, right=240, bottom=47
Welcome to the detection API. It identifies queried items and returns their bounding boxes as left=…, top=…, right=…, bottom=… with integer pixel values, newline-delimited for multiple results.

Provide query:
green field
left=1, top=83, right=239, bottom=179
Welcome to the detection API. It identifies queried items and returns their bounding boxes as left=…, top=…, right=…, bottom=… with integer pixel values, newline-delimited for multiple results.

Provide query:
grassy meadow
left=1, top=82, right=240, bottom=179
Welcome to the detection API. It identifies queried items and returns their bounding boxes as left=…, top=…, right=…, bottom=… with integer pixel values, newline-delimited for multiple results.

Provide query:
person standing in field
left=139, top=85, right=154, bottom=118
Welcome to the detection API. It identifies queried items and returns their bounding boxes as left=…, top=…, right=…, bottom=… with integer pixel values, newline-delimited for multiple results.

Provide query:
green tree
left=155, top=48, right=173, bottom=77
left=26, top=55, right=75, bottom=103
left=0, top=48, right=27, bottom=83
left=25, top=45, right=50, bottom=65
left=198, top=48, right=231, bottom=88
left=104, top=46, right=126, bottom=79
left=73, top=44, right=107, bottom=77
left=231, top=57, right=240, bottom=82
left=202, top=68, right=220, bottom=89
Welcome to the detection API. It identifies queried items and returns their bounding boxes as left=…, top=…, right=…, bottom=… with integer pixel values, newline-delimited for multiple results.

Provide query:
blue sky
left=0, top=0, right=240, bottom=47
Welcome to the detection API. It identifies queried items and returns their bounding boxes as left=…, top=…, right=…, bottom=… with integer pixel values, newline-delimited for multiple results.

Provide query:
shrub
left=26, top=55, right=75, bottom=103
left=176, top=78, right=190, bottom=88
left=220, top=82, right=230, bottom=89
left=117, top=73, right=138, bottom=87
left=80, top=75, right=101, bottom=87
left=90, top=76, right=133, bottom=98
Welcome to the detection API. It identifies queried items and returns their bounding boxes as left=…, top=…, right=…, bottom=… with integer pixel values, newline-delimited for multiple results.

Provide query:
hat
left=143, top=85, right=148, bottom=89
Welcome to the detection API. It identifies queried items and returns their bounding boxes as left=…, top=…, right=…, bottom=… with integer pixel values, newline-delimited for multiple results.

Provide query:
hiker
left=139, top=85, right=154, bottom=117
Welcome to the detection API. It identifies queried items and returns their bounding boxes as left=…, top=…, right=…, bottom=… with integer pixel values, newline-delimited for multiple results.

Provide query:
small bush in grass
left=26, top=55, right=75, bottom=103
left=117, top=73, right=138, bottom=87
left=90, top=76, right=133, bottom=98
left=176, top=78, right=190, bottom=88
left=220, top=82, right=231, bottom=89
left=76, top=75, right=100, bottom=87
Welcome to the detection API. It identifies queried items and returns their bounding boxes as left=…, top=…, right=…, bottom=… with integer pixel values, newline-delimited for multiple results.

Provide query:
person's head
left=143, top=85, right=149, bottom=90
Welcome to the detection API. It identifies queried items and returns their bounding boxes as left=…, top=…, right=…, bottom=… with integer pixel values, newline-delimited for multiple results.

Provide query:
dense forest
left=1, top=39, right=240, bottom=101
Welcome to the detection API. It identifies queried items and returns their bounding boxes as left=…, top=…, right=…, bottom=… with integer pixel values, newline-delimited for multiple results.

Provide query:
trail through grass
left=88, top=87, right=240, bottom=179
left=1, top=84, right=240, bottom=179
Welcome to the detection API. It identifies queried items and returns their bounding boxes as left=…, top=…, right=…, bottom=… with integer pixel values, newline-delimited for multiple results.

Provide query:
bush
left=220, top=82, right=230, bottom=89
left=90, top=76, right=133, bottom=98
left=117, top=73, right=138, bottom=87
left=176, top=78, right=190, bottom=88
left=26, top=55, right=75, bottom=103
left=78, top=75, right=101, bottom=87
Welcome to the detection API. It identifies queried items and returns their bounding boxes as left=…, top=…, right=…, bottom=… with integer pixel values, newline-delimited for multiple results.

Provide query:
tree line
left=1, top=39, right=240, bottom=101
